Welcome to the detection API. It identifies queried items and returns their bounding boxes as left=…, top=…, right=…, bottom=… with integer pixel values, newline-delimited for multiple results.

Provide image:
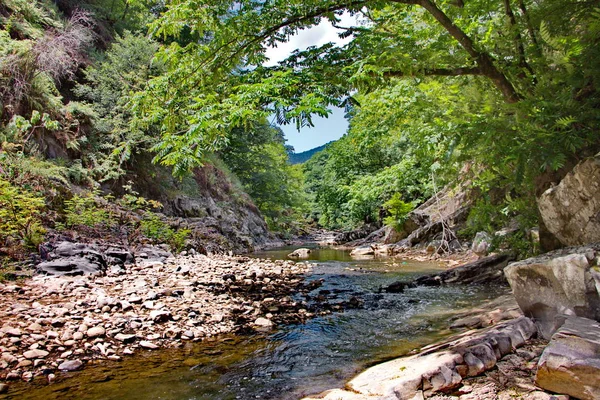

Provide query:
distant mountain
left=288, top=142, right=331, bottom=164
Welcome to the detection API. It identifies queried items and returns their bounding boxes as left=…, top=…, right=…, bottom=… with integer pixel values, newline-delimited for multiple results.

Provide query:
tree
left=132, top=0, right=599, bottom=172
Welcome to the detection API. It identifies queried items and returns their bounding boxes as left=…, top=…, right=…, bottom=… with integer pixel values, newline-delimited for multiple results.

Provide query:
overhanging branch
left=384, top=66, right=483, bottom=78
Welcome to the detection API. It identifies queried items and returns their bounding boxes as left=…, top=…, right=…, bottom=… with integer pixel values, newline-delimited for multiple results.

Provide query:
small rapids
left=10, top=246, right=508, bottom=400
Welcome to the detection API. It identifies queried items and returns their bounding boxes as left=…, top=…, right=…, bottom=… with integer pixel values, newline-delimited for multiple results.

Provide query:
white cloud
left=264, top=12, right=357, bottom=66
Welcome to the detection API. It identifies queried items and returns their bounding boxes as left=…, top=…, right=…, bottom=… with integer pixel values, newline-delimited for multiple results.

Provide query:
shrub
left=383, top=193, right=415, bottom=231
left=140, top=212, right=190, bottom=252
left=0, top=178, right=46, bottom=251
left=62, top=191, right=114, bottom=228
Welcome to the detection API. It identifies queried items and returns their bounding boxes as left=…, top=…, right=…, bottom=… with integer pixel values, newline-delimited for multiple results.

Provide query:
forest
left=1, top=0, right=599, bottom=257
left=1, top=1, right=600, bottom=399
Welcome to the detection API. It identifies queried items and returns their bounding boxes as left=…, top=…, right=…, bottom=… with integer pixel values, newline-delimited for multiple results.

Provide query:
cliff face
left=126, top=157, right=275, bottom=254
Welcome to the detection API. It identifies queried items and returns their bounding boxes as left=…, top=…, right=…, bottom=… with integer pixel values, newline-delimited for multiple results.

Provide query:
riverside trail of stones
left=0, top=252, right=314, bottom=386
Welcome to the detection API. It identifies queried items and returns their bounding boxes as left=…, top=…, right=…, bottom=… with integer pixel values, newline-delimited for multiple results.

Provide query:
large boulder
left=537, top=154, right=600, bottom=246
left=535, top=316, right=600, bottom=400
left=504, top=244, right=600, bottom=338
left=36, top=242, right=107, bottom=276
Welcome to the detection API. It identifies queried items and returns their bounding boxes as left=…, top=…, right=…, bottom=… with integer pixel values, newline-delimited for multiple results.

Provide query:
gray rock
left=5, top=328, right=23, bottom=337
left=287, top=248, right=311, bottom=258
left=305, top=317, right=536, bottom=400
left=254, top=317, right=274, bottom=327
left=412, top=253, right=515, bottom=286
left=58, top=359, right=84, bottom=371
left=471, top=231, right=492, bottom=257
left=535, top=316, right=600, bottom=400
left=538, top=154, right=600, bottom=246
left=504, top=244, right=600, bottom=338
left=36, top=256, right=106, bottom=276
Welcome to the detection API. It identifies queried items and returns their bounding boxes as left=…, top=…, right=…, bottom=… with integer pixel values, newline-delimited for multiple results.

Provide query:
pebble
left=254, top=317, right=274, bottom=327
left=0, top=383, right=8, bottom=393
left=86, top=327, right=106, bottom=338
left=139, top=341, right=159, bottom=349
left=23, top=349, right=49, bottom=359
left=58, top=359, right=84, bottom=371
left=0, top=252, right=310, bottom=385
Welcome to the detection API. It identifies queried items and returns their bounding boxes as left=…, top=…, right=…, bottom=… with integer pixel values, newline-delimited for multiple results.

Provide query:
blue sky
left=272, top=107, right=348, bottom=153
left=264, top=14, right=357, bottom=153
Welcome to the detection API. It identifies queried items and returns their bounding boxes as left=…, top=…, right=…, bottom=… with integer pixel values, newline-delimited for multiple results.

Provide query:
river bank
left=0, top=250, right=315, bottom=391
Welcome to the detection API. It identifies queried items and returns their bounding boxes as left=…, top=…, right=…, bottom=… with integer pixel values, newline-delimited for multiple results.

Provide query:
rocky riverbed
left=0, top=250, right=315, bottom=391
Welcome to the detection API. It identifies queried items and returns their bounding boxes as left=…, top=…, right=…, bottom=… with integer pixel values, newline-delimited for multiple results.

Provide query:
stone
left=254, top=317, right=274, bottom=327
left=58, top=359, right=84, bottom=371
left=73, top=332, right=84, bottom=341
left=471, top=232, right=492, bottom=258
left=1, top=352, right=17, bottom=364
left=535, top=316, right=600, bottom=400
left=23, top=349, right=49, bottom=359
left=0, top=383, right=8, bottom=394
left=87, top=326, right=106, bottom=338
left=140, top=340, right=159, bottom=349
left=287, top=248, right=312, bottom=258
left=114, top=333, right=137, bottom=343
left=537, top=154, right=600, bottom=246
left=504, top=244, right=600, bottom=338
left=5, top=328, right=23, bottom=337
left=149, top=309, right=172, bottom=323
left=17, top=359, right=32, bottom=368
left=350, top=246, right=375, bottom=256
left=36, top=256, right=106, bottom=276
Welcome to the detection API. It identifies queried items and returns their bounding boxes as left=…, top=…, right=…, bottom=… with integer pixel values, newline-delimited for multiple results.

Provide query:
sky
left=264, top=14, right=356, bottom=153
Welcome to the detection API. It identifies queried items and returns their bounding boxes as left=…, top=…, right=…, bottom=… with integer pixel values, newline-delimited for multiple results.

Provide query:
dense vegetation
left=1, top=0, right=600, bottom=260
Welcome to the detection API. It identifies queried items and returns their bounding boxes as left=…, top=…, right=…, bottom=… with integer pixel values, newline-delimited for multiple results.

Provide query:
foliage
left=140, top=212, right=190, bottom=252
left=61, top=191, right=114, bottom=228
left=219, top=122, right=308, bottom=233
left=0, top=178, right=46, bottom=250
left=74, top=31, right=162, bottom=181
left=383, top=194, right=415, bottom=231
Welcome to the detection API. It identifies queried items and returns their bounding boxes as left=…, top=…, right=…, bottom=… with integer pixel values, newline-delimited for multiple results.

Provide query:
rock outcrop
left=535, top=316, right=600, bottom=400
left=504, top=243, right=600, bottom=338
left=36, top=242, right=110, bottom=276
left=385, top=254, right=515, bottom=292
left=303, top=317, right=537, bottom=400
left=537, top=153, right=600, bottom=246
left=129, top=158, right=275, bottom=254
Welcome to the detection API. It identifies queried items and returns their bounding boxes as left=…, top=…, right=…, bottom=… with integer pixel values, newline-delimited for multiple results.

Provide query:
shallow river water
left=8, top=246, right=507, bottom=400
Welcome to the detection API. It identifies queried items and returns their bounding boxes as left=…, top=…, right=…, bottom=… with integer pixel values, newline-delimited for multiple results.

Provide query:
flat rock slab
left=304, top=317, right=536, bottom=400
left=535, top=316, right=600, bottom=400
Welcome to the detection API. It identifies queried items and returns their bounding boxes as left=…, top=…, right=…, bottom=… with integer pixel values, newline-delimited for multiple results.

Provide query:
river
left=8, top=246, right=508, bottom=400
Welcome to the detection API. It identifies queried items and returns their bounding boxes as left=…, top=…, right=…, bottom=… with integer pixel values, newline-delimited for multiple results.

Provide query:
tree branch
left=389, top=0, right=522, bottom=103
left=384, top=66, right=483, bottom=78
